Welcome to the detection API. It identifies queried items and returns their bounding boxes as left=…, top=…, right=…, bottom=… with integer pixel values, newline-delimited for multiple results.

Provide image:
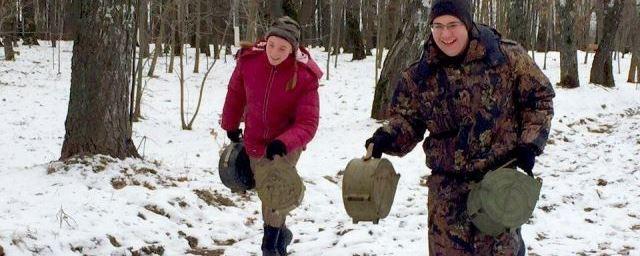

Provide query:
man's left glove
left=516, top=145, right=536, bottom=176
left=266, top=140, right=287, bottom=160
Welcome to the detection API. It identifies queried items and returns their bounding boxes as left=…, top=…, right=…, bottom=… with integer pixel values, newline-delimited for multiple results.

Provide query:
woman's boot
left=262, top=225, right=281, bottom=256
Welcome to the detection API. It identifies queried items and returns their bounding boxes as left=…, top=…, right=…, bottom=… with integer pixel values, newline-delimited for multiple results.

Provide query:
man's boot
left=276, top=225, right=293, bottom=255
left=516, top=228, right=526, bottom=256
left=262, top=225, right=280, bottom=256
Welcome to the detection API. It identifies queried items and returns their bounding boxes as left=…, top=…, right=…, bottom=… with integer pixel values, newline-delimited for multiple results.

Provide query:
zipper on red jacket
left=263, top=67, right=276, bottom=140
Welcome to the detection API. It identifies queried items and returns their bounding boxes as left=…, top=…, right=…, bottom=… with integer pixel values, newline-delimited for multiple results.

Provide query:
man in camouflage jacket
left=365, top=0, right=554, bottom=255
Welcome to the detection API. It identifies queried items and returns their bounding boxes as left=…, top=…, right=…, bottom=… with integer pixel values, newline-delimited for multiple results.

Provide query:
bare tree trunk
left=528, top=0, right=537, bottom=62
left=332, top=0, right=343, bottom=57
left=61, top=0, right=139, bottom=160
left=482, top=0, right=491, bottom=25
left=212, top=0, right=231, bottom=58
left=133, top=0, right=145, bottom=121
left=556, top=0, right=579, bottom=88
left=1, top=1, right=16, bottom=60
left=590, top=0, right=623, bottom=87
left=362, top=0, right=375, bottom=55
left=61, top=0, right=75, bottom=40
left=168, top=1, right=179, bottom=73
left=385, top=0, right=400, bottom=49
left=375, top=0, right=386, bottom=70
left=299, top=0, right=315, bottom=46
left=339, top=4, right=348, bottom=53
left=595, top=0, right=604, bottom=44
left=199, top=0, right=211, bottom=57
left=371, top=0, right=429, bottom=119
left=270, top=0, right=284, bottom=20
left=139, top=0, right=150, bottom=58
left=35, top=0, right=44, bottom=40
left=247, top=0, right=258, bottom=42
left=282, top=0, right=299, bottom=20
left=627, top=8, right=640, bottom=83
left=535, top=0, right=549, bottom=51
left=325, top=0, right=333, bottom=79
left=497, top=0, right=509, bottom=37
left=179, top=43, right=187, bottom=129
left=48, top=0, right=56, bottom=46
left=172, top=0, right=183, bottom=56
left=616, top=0, right=635, bottom=60
left=345, top=0, right=365, bottom=60
left=320, top=0, right=331, bottom=50
left=22, top=0, right=40, bottom=45
left=629, top=53, right=639, bottom=83
left=543, top=1, right=553, bottom=70
left=508, top=0, right=527, bottom=47
left=185, top=58, right=217, bottom=129
left=194, top=0, right=201, bottom=73
left=148, top=0, right=165, bottom=77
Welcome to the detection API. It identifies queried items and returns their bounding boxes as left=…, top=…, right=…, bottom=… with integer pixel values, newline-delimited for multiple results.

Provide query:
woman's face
left=266, top=36, right=293, bottom=66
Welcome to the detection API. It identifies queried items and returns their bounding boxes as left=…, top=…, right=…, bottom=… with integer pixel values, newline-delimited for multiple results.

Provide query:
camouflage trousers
left=250, top=150, right=302, bottom=227
left=426, top=174, right=525, bottom=256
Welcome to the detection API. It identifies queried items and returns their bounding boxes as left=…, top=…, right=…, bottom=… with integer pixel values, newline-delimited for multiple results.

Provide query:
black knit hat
left=429, top=0, right=473, bottom=31
left=266, top=16, right=301, bottom=50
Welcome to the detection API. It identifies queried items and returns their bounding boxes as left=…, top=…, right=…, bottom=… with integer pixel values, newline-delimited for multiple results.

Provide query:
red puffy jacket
left=220, top=41, right=323, bottom=158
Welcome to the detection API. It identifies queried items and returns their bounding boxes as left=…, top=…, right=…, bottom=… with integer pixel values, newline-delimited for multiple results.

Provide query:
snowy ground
left=1, top=41, right=639, bottom=256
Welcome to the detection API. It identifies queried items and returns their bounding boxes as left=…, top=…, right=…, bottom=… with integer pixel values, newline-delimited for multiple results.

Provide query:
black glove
left=364, top=128, right=393, bottom=158
left=266, top=140, right=287, bottom=160
left=516, top=145, right=536, bottom=176
left=227, top=128, right=242, bottom=143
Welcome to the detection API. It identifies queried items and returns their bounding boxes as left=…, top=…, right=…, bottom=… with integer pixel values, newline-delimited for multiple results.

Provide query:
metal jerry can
left=342, top=144, right=400, bottom=224
left=218, top=142, right=255, bottom=193
left=255, top=157, right=305, bottom=214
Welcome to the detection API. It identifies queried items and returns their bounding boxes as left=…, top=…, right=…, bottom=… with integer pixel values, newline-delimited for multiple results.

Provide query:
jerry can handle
left=222, top=146, right=232, bottom=167
left=499, top=158, right=516, bottom=169
left=346, top=194, right=371, bottom=201
left=363, top=143, right=374, bottom=161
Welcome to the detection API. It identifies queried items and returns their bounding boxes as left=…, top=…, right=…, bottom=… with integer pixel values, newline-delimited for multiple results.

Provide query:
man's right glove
left=516, top=145, right=536, bottom=176
left=227, top=128, right=242, bottom=143
left=364, top=128, right=393, bottom=158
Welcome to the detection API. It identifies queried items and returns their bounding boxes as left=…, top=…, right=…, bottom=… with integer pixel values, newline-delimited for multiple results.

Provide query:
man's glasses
left=429, top=22, right=464, bottom=33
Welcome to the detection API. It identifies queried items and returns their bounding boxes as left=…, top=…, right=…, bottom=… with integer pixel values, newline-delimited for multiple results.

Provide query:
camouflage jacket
left=381, top=24, right=555, bottom=175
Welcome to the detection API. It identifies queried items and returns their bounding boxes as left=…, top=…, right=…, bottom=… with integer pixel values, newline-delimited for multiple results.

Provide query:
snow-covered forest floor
left=1, top=41, right=639, bottom=255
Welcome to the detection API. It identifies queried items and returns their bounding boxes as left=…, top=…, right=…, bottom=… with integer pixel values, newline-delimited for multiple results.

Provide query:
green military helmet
left=467, top=165, right=542, bottom=237
left=255, top=158, right=305, bottom=213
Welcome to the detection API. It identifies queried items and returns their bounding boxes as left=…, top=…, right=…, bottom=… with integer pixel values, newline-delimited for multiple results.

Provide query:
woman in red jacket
left=220, top=16, right=322, bottom=256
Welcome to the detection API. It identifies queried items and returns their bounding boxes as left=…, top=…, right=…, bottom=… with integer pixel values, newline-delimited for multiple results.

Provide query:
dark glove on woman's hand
left=516, top=145, right=536, bottom=176
left=227, top=129, right=242, bottom=143
left=364, top=129, right=393, bottom=158
left=266, top=140, right=287, bottom=160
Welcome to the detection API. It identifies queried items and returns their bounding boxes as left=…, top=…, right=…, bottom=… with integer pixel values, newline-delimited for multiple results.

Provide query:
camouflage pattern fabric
left=427, top=175, right=523, bottom=255
left=379, top=24, right=554, bottom=255
left=382, top=24, right=554, bottom=174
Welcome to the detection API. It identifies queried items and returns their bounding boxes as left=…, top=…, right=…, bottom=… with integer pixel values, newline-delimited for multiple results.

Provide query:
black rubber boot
left=262, top=225, right=280, bottom=256
left=276, top=226, right=293, bottom=255
left=516, top=228, right=526, bottom=256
